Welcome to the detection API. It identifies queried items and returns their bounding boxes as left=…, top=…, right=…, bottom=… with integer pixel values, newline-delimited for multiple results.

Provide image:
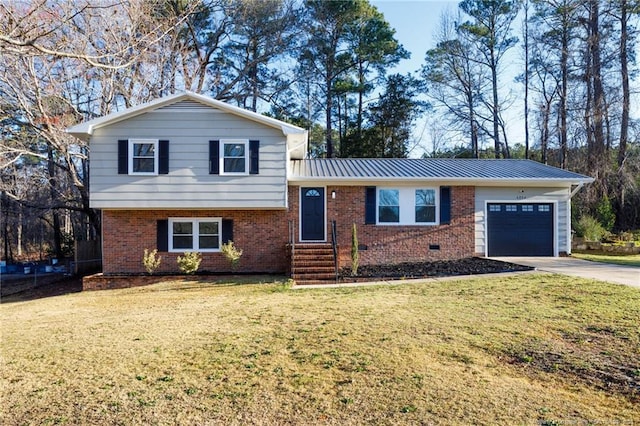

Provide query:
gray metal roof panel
left=290, top=159, right=593, bottom=181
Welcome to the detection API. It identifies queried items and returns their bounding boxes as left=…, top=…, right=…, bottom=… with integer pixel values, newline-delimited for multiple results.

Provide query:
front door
left=301, top=187, right=325, bottom=241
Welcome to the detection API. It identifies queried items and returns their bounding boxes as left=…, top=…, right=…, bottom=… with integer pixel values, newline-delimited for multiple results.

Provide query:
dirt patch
left=341, top=257, right=533, bottom=280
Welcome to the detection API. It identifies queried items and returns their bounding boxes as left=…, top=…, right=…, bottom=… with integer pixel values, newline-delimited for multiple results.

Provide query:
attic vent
left=156, top=100, right=214, bottom=112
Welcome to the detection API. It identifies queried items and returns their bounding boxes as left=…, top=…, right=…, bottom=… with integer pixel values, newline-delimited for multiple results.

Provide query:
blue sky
left=372, top=1, right=459, bottom=75
left=372, top=0, right=525, bottom=156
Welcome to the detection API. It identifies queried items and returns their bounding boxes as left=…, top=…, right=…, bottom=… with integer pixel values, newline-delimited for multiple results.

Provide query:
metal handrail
left=331, top=220, right=338, bottom=282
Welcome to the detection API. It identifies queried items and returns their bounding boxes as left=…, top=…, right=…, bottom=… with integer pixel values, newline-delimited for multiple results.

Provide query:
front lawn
left=1, top=275, right=638, bottom=425
left=572, top=252, right=640, bottom=268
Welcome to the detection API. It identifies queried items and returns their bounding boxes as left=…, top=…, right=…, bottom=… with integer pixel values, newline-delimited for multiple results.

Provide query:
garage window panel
left=522, top=205, right=533, bottom=212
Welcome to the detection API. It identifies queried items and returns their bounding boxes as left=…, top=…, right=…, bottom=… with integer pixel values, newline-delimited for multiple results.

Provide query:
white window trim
left=168, top=218, right=222, bottom=253
left=219, top=139, right=249, bottom=176
left=129, top=139, right=159, bottom=175
left=376, top=187, right=439, bottom=226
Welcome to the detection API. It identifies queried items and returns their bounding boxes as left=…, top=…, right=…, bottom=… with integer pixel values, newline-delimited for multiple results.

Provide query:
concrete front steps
left=291, top=244, right=338, bottom=285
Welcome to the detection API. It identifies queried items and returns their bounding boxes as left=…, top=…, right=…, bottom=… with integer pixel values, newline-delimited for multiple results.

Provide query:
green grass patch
left=572, top=252, right=640, bottom=267
left=1, top=275, right=639, bottom=425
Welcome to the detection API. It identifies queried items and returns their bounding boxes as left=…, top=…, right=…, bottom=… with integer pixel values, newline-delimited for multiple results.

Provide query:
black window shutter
left=249, top=140, right=259, bottom=174
left=157, top=220, right=168, bottom=251
left=159, top=140, right=169, bottom=174
left=440, top=186, right=451, bottom=225
left=365, top=186, right=376, bottom=224
left=209, top=140, right=220, bottom=174
left=118, top=140, right=128, bottom=174
left=222, top=219, right=233, bottom=244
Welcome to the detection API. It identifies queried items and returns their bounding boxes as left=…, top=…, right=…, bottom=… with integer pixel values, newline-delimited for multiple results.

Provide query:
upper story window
left=221, top=140, right=249, bottom=175
left=129, top=139, right=158, bottom=175
left=377, top=187, right=438, bottom=225
left=169, top=218, right=221, bottom=252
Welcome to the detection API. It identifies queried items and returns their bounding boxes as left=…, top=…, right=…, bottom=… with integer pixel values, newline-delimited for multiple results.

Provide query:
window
left=376, top=187, right=439, bottom=225
left=169, top=218, right=221, bottom=252
left=129, top=139, right=158, bottom=175
left=415, top=189, right=436, bottom=223
left=378, top=189, right=400, bottom=223
left=506, top=205, right=517, bottom=212
left=538, top=205, right=550, bottom=212
left=522, top=205, right=533, bottom=212
left=489, top=205, right=501, bottom=212
left=221, top=140, right=248, bottom=174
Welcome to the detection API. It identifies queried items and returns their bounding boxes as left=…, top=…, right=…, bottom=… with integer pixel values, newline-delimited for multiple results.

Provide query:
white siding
left=89, top=103, right=287, bottom=209
left=475, top=187, right=572, bottom=256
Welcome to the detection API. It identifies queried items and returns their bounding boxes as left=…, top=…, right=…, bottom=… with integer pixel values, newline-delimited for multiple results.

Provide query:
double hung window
left=129, top=139, right=158, bottom=175
left=169, top=218, right=221, bottom=252
left=221, top=140, right=248, bottom=174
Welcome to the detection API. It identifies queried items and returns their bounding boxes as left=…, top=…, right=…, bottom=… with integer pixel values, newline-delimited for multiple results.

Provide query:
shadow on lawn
left=1, top=276, right=83, bottom=304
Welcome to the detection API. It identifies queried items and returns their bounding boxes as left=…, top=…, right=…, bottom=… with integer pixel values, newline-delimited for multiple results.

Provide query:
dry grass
left=1, top=274, right=639, bottom=425
left=572, top=252, right=640, bottom=268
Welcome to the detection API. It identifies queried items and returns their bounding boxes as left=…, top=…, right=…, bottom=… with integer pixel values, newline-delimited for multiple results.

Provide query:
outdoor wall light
left=331, top=190, right=336, bottom=199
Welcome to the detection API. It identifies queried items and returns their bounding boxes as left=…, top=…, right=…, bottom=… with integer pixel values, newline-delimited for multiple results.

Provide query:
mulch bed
left=2, top=257, right=533, bottom=301
left=340, top=257, right=533, bottom=280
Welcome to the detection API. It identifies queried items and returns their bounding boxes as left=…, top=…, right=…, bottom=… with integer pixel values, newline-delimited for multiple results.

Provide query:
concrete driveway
left=492, top=257, right=640, bottom=288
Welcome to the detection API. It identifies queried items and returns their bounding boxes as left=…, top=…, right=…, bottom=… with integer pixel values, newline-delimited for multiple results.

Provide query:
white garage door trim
left=484, top=200, right=559, bottom=257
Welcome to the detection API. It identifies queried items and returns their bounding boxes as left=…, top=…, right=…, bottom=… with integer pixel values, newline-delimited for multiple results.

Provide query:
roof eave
left=287, top=176, right=594, bottom=186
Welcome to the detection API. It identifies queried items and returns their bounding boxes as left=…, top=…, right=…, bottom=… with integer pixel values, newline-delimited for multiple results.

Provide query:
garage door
left=487, top=203, right=554, bottom=256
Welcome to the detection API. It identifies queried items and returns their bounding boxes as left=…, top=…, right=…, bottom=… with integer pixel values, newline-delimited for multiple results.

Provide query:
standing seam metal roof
left=289, top=159, right=593, bottom=181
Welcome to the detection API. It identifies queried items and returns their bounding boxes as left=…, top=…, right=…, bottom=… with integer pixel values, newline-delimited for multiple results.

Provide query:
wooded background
left=1, top=0, right=639, bottom=262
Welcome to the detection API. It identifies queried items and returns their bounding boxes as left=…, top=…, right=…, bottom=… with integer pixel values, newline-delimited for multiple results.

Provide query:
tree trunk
left=559, top=9, right=569, bottom=170
left=618, top=0, right=629, bottom=168
left=589, top=0, right=606, bottom=182
left=490, top=47, right=501, bottom=158
left=523, top=0, right=530, bottom=160
left=47, top=146, right=62, bottom=259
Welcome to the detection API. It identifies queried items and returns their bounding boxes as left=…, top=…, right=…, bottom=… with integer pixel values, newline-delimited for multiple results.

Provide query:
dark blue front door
left=301, top=187, right=325, bottom=241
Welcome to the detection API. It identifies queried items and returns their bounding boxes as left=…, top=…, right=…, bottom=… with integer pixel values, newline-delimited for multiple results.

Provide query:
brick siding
left=101, top=186, right=474, bottom=275
left=102, top=209, right=289, bottom=275
left=289, top=185, right=475, bottom=268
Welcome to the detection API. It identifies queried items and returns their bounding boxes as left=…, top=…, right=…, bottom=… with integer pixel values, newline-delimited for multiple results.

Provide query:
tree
left=357, top=74, right=428, bottom=158
left=299, top=0, right=363, bottom=158
left=423, top=9, right=488, bottom=158
left=459, top=0, right=521, bottom=158
left=341, top=4, right=408, bottom=154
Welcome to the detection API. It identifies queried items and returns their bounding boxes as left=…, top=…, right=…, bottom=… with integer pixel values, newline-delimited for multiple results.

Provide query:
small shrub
left=220, top=241, right=243, bottom=271
left=575, top=215, right=607, bottom=242
left=177, top=252, right=201, bottom=275
left=351, top=223, right=359, bottom=276
left=142, top=248, right=162, bottom=275
left=595, top=194, right=615, bottom=231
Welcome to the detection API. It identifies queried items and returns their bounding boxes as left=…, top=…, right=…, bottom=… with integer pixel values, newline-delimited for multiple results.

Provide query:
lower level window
left=377, top=187, right=438, bottom=225
left=379, top=189, right=400, bottom=223
left=169, top=218, right=221, bottom=252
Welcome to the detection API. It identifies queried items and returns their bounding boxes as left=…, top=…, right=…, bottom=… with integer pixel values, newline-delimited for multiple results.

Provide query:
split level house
left=67, top=92, right=594, bottom=285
